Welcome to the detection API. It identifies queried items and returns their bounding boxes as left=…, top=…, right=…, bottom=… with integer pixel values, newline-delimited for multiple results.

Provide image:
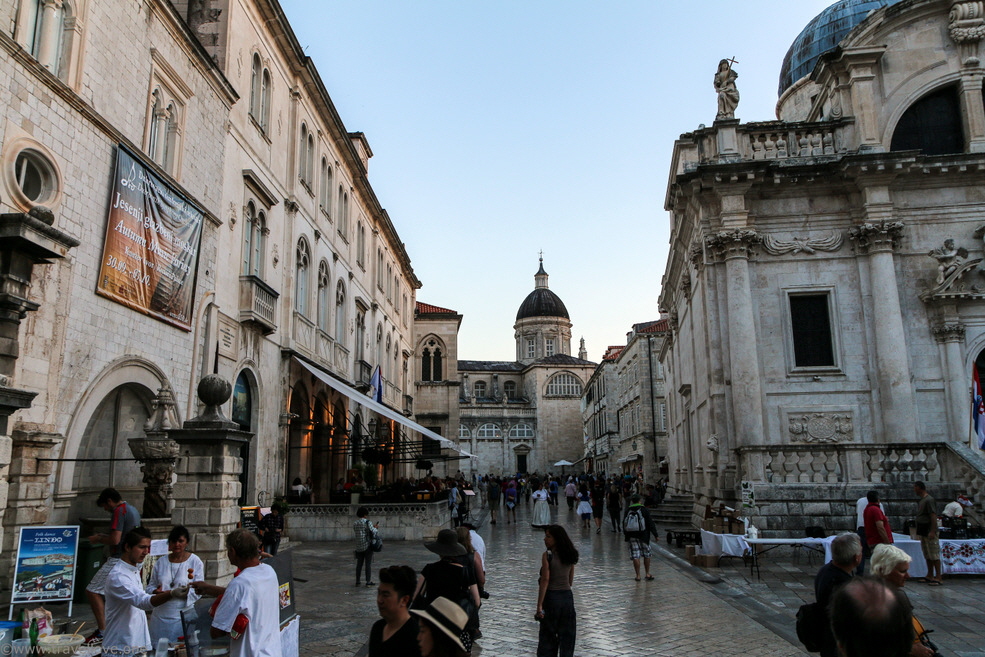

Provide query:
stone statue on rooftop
left=714, top=58, right=740, bottom=120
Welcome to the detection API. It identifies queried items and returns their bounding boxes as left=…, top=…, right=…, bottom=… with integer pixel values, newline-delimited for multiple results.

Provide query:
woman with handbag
left=354, top=506, right=380, bottom=587
left=535, top=524, right=579, bottom=657
left=413, top=529, right=480, bottom=650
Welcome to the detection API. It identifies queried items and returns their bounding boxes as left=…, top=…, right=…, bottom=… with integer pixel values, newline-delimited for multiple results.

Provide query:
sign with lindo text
left=96, top=145, right=204, bottom=331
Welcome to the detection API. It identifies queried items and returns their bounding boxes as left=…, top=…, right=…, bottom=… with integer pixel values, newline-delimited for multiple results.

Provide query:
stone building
left=582, top=345, right=623, bottom=475
left=0, top=0, right=446, bottom=557
left=659, top=0, right=985, bottom=534
left=414, top=259, right=596, bottom=476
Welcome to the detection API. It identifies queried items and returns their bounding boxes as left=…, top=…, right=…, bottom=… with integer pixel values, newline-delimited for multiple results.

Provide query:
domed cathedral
left=659, top=0, right=985, bottom=536
left=414, top=259, right=595, bottom=477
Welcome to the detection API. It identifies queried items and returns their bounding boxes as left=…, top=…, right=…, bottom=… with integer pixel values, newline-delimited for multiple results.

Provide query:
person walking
left=503, top=480, right=518, bottom=524
left=606, top=484, right=623, bottom=533
left=410, top=597, right=471, bottom=657
left=369, top=565, right=422, bottom=657
left=564, top=478, right=577, bottom=511
left=354, top=507, right=380, bottom=587
left=487, top=479, right=501, bottom=525
left=532, top=481, right=552, bottom=528
left=855, top=491, right=884, bottom=575
left=623, top=494, right=659, bottom=581
left=548, top=477, right=559, bottom=506
left=535, top=525, right=579, bottom=657
left=413, top=529, right=480, bottom=648
left=575, top=486, right=592, bottom=529
left=258, top=505, right=283, bottom=556
left=590, top=478, right=606, bottom=534
left=913, top=481, right=942, bottom=585
left=146, top=525, right=204, bottom=644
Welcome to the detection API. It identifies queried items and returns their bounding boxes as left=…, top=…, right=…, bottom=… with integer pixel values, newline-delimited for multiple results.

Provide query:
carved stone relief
left=761, top=232, right=843, bottom=256
left=848, top=221, right=904, bottom=254
left=949, top=1, right=985, bottom=43
left=787, top=411, right=854, bottom=443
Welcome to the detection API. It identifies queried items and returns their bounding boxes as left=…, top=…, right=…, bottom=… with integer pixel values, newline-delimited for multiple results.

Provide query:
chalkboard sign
left=241, top=506, right=260, bottom=536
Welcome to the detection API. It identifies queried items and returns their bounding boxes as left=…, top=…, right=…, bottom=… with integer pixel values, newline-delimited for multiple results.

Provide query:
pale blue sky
left=280, top=0, right=836, bottom=361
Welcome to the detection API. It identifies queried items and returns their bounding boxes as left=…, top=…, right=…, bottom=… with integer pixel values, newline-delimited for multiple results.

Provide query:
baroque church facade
left=414, top=260, right=596, bottom=476
left=659, top=0, right=985, bottom=534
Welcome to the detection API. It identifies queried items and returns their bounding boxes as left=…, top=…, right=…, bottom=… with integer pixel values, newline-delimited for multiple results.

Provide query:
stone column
left=167, top=375, right=252, bottom=586
left=706, top=229, right=765, bottom=449
left=933, top=322, right=968, bottom=441
left=836, top=47, right=888, bottom=151
left=948, top=1, right=985, bottom=150
left=849, top=219, right=918, bottom=441
left=35, top=0, right=63, bottom=71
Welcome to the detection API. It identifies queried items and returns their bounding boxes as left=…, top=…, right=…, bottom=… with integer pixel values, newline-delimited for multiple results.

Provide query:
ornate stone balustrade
left=680, top=119, right=852, bottom=170
left=737, top=442, right=950, bottom=484
left=286, top=500, right=449, bottom=542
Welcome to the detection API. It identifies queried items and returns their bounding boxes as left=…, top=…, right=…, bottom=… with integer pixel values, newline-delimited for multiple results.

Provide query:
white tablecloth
left=700, top=529, right=750, bottom=557
left=941, top=538, right=985, bottom=574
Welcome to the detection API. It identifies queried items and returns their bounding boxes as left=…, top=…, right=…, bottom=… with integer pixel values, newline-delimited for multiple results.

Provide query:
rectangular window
left=790, top=294, right=835, bottom=367
left=422, top=428, right=442, bottom=458
left=527, top=339, right=535, bottom=359
left=545, top=338, right=555, bottom=357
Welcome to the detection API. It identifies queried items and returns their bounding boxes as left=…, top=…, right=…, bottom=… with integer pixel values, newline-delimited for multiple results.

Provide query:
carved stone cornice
left=933, top=323, right=966, bottom=343
left=848, top=221, right=904, bottom=254
left=689, top=240, right=705, bottom=271
left=761, top=232, right=844, bottom=256
left=920, top=257, right=985, bottom=303
left=949, top=1, right=985, bottom=43
left=705, top=229, right=760, bottom=261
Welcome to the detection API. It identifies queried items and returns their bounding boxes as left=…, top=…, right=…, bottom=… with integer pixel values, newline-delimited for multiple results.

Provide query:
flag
left=368, top=365, right=383, bottom=404
left=974, top=364, right=985, bottom=450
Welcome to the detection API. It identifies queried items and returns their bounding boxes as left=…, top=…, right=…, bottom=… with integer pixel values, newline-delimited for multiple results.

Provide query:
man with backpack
left=623, top=494, right=659, bottom=581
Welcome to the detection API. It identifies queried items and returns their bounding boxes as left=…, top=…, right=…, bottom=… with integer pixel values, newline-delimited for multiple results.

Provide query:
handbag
left=366, top=523, right=383, bottom=552
left=795, top=602, right=824, bottom=653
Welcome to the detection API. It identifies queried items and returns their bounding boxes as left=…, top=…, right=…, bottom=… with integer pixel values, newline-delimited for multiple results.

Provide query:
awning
left=295, top=357, right=474, bottom=458
left=617, top=453, right=643, bottom=463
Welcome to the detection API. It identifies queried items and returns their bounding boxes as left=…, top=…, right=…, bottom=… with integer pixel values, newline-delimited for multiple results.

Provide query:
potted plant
left=349, top=482, right=365, bottom=505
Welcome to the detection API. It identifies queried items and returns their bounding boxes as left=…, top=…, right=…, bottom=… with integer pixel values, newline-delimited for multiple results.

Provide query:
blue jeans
left=355, top=549, right=373, bottom=584
left=538, top=589, right=575, bottom=657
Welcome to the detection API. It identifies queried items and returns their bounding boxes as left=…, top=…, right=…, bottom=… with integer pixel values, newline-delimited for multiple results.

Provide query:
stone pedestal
left=167, top=375, right=252, bottom=585
left=0, top=429, right=62, bottom=590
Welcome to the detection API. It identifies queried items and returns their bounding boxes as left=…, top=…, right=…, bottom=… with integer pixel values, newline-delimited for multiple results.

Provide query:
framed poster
left=10, top=526, right=79, bottom=607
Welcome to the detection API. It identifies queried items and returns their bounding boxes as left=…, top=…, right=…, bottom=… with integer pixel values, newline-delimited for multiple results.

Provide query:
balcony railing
left=239, top=275, right=278, bottom=334
left=355, top=359, right=372, bottom=388
left=403, top=394, right=414, bottom=416
left=293, top=312, right=316, bottom=357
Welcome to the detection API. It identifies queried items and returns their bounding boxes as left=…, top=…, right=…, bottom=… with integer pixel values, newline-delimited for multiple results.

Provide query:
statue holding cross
left=714, top=57, right=740, bottom=120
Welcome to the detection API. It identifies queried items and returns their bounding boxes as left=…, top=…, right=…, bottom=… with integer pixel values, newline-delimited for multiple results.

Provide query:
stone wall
left=286, top=501, right=450, bottom=542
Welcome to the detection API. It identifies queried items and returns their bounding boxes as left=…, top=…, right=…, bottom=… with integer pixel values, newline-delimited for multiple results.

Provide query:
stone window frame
left=781, top=284, right=843, bottom=375
left=503, top=381, right=517, bottom=400
left=545, top=372, right=582, bottom=397
left=509, top=423, right=534, bottom=439
left=295, top=237, right=311, bottom=318
left=420, top=336, right=444, bottom=382
left=240, top=199, right=267, bottom=278
left=473, top=380, right=488, bottom=399
left=249, top=52, right=272, bottom=135
left=545, top=338, right=555, bottom=357
left=1, top=134, right=63, bottom=212
left=316, top=259, right=331, bottom=332
left=15, top=0, right=87, bottom=87
left=458, top=425, right=471, bottom=440
left=526, top=338, right=535, bottom=359
left=319, top=157, right=333, bottom=219
left=143, top=57, right=192, bottom=178
left=476, top=423, right=501, bottom=439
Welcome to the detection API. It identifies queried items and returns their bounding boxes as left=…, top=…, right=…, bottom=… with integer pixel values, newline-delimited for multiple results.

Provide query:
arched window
left=299, top=124, right=310, bottom=185
left=355, top=311, right=366, bottom=362
left=357, top=222, right=366, bottom=267
left=385, top=334, right=392, bottom=380
left=458, top=425, right=471, bottom=440
left=260, top=69, right=271, bottom=131
left=504, top=381, right=517, bottom=400
left=509, top=423, right=534, bottom=438
left=891, top=85, right=964, bottom=155
left=473, top=381, right=487, bottom=398
left=250, top=53, right=262, bottom=119
left=335, top=281, right=346, bottom=341
left=320, top=158, right=332, bottom=215
left=546, top=373, right=581, bottom=397
left=317, top=260, right=330, bottom=331
left=476, top=423, right=501, bottom=438
left=24, top=0, right=69, bottom=76
left=421, top=339, right=443, bottom=381
left=241, top=202, right=265, bottom=277
left=295, top=239, right=310, bottom=316
left=305, top=133, right=315, bottom=189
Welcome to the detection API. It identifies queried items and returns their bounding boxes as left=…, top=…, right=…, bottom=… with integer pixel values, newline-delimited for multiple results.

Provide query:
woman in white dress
left=147, top=525, right=204, bottom=644
left=532, top=481, right=552, bottom=528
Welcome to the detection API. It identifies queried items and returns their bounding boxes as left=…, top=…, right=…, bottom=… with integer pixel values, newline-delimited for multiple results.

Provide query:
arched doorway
left=232, top=370, right=257, bottom=506
left=70, top=384, right=153, bottom=520
left=287, top=383, right=310, bottom=498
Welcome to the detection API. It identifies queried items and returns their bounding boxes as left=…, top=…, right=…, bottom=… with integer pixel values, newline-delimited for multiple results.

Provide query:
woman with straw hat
left=410, top=597, right=470, bottom=657
left=412, top=529, right=480, bottom=647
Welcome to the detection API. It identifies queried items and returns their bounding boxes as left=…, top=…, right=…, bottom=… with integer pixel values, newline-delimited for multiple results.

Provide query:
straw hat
left=424, top=529, right=466, bottom=557
left=410, top=597, right=468, bottom=652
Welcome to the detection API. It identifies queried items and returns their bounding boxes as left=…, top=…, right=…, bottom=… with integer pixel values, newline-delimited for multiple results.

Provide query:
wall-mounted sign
left=96, top=145, right=204, bottom=331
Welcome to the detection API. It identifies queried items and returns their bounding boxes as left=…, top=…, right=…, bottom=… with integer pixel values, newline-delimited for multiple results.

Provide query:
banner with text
left=96, top=145, right=204, bottom=331
left=11, top=526, right=79, bottom=605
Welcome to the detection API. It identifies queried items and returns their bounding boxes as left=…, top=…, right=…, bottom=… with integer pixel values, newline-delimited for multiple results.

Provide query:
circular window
left=4, top=142, right=60, bottom=211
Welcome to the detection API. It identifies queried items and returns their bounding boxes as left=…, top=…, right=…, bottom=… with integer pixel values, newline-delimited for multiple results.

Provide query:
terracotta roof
left=635, top=319, right=669, bottom=334
left=416, top=301, right=458, bottom=315
left=602, top=346, right=625, bottom=361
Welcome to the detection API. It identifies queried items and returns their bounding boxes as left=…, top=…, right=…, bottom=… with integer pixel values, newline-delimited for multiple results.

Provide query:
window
left=299, top=124, right=314, bottom=188
left=421, top=339, right=443, bottom=381
left=354, top=310, right=366, bottom=361
left=335, top=281, right=346, bottom=341
left=659, top=403, right=667, bottom=432
left=295, top=239, right=310, bottom=316
left=385, top=335, right=391, bottom=380
left=789, top=294, right=835, bottom=367
left=545, top=338, right=555, bottom=357
left=386, top=264, right=393, bottom=300
left=357, top=222, right=366, bottom=268
left=458, top=425, right=471, bottom=440
left=891, top=85, right=963, bottom=156
left=241, top=202, right=266, bottom=277
left=504, top=381, right=517, bottom=400
left=377, top=249, right=384, bottom=290
left=146, top=86, right=182, bottom=174
left=473, top=381, right=487, bottom=398
left=509, top=423, right=534, bottom=438
left=20, top=0, right=76, bottom=81
left=317, top=261, right=330, bottom=331
left=250, top=54, right=262, bottom=120
left=546, top=373, right=581, bottom=396
left=527, top=339, right=535, bottom=359
left=423, top=429, right=442, bottom=458
left=8, top=145, right=60, bottom=209
left=320, top=158, right=332, bottom=216
left=476, top=423, right=501, bottom=438
left=260, top=70, right=271, bottom=131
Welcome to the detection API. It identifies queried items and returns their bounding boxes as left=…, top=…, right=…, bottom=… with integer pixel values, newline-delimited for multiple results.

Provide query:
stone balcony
left=239, top=275, right=278, bottom=334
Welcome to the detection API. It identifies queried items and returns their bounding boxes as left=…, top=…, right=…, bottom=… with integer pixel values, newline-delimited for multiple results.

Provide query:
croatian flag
left=369, top=365, right=383, bottom=403
left=974, top=364, right=985, bottom=450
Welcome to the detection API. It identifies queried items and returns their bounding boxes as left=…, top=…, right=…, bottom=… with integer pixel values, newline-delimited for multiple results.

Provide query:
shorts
left=580, top=512, right=592, bottom=521
left=85, top=557, right=120, bottom=595
left=592, top=506, right=604, bottom=519
left=920, top=534, right=941, bottom=560
left=629, top=538, right=651, bottom=560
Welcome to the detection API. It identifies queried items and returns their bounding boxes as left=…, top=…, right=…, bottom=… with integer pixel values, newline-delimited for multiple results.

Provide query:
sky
left=279, top=0, right=837, bottom=361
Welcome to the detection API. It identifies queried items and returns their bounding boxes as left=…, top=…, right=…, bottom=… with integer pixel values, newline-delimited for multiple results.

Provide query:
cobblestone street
left=291, top=503, right=813, bottom=657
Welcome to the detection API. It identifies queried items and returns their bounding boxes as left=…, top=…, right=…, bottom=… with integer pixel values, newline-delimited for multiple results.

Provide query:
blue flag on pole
left=369, top=365, right=383, bottom=403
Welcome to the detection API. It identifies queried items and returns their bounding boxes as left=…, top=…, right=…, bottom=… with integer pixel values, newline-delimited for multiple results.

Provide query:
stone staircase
left=650, top=493, right=693, bottom=528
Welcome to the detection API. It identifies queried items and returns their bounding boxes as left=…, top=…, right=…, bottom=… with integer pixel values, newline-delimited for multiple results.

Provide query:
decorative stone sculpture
left=949, top=1, right=985, bottom=43
left=928, top=239, right=969, bottom=284
left=761, top=232, right=844, bottom=256
left=714, top=58, right=740, bottom=120
left=129, top=384, right=181, bottom=518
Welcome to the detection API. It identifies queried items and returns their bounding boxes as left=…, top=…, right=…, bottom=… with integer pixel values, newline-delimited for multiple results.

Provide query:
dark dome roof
left=778, top=0, right=903, bottom=96
left=516, top=288, right=569, bottom=321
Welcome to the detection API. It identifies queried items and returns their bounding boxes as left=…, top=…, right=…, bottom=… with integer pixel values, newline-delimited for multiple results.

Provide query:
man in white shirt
left=195, top=528, right=281, bottom=657
left=103, top=527, right=188, bottom=655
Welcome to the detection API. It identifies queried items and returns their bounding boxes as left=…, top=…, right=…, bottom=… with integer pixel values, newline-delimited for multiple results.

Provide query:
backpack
left=795, top=602, right=824, bottom=653
left=624, top=507, right=646, bottom=533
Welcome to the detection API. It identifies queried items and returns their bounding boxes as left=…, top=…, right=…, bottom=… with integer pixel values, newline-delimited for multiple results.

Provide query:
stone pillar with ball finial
left=167, top=374, right=253, bottom=585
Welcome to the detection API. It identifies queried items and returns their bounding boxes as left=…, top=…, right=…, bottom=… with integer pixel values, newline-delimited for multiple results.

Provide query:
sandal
left=645, top=575, right=655, bottom=581
left=913, top=577, right=929, bottom=583
left=635, top=576, right=641, bottom=582
left=927, top=580, right=942, bottom=586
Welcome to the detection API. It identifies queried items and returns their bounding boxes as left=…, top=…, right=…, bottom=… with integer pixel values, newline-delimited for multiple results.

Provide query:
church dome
left=777, top=0, right=903, bottom=96
left=516, top=259, right=570, bottom=321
